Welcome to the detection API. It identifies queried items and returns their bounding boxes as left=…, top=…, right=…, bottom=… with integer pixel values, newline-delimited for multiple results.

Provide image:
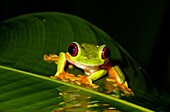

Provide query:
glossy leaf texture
left=0, top=12, right=169, bottom=111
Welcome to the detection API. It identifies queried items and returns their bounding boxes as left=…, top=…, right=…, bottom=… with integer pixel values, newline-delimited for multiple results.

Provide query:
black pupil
left=103, top=47, right=111, bottom=59
left=68, top=44, right=77, bottom=56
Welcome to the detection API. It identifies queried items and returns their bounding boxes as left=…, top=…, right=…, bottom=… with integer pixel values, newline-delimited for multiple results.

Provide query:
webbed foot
left=51, top=72, right=78, bottom=82
left=106, top=77, right=134, bottom=96
left=44, top=54, right=59, bottom=64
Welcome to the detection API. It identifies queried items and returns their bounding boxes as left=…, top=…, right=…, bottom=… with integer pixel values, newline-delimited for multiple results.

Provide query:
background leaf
left=0, top=12, right=169, bottom=111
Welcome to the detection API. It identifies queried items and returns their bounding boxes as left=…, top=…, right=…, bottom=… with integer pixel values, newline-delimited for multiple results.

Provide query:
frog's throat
left=67, top=58, right=102, bottom=75
left=67, top=58, right=101, bottom=68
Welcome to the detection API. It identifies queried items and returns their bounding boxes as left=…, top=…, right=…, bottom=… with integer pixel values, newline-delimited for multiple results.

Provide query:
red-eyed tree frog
left=44, top=42, right=134, bottom=96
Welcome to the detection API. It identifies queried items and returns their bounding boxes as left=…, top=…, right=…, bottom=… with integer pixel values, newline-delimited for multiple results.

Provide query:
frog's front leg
left=77, top=69, right=107, bottom=88
left=107, top=65, right=134, bottom=96
left=51, top=52, right=77, bottom=81
left=44, top=54, right=59, bottom=64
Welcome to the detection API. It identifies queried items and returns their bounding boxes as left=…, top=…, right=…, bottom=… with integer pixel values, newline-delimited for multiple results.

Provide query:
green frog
left=44, top=42, right=134, bottom=96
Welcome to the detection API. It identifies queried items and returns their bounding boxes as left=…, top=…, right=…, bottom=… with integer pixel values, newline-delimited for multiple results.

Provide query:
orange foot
left=76, top=75, right=99, bottom=88
left=106, top=77, right=134, bottom=96
left=44, top=54, right=59, bottom=64
left=50, top=72, right=78, bottom=82
left=119, top=83, right=134, bottom=96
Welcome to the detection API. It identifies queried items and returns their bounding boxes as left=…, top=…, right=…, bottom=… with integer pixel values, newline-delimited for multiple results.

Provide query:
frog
left=44, top=42, right=134, bottom=96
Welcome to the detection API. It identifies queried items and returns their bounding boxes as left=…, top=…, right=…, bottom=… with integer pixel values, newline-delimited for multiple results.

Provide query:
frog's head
left=66, top=42, right=111, bottom=66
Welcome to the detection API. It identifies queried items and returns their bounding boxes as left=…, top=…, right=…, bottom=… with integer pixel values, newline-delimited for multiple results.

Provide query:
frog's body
left=44, top=42, right=134, bottom=96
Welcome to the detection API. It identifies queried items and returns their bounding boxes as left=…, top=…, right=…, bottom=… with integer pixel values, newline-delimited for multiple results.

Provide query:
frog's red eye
left=102, top=46, right=111, bottom=59
left=68, top=43, right=78, bottom=56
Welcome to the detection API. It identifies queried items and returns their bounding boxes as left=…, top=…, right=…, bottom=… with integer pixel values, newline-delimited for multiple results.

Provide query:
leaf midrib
left=0, top=65, right=154, bottom=112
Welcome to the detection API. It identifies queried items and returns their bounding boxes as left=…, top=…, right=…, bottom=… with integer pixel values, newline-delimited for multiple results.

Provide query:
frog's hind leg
left=107, top=65, right=134, bottom=96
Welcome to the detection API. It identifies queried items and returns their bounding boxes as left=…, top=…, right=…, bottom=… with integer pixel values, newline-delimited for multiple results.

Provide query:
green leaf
left=0, top=65, right=152, bottom=112
left=0, top=12, right=169, bottom=111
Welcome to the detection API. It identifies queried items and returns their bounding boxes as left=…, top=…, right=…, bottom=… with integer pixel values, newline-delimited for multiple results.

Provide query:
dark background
left=0, top=0, right=170, bottom=92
